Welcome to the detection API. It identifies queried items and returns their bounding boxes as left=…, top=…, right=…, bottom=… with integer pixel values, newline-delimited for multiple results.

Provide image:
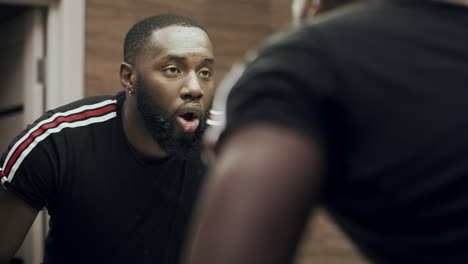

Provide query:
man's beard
left=134, top=78, right=208, bottom=159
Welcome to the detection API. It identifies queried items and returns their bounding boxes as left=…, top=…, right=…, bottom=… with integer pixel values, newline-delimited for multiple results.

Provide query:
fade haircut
left=123, top=14, right=207, bottom=64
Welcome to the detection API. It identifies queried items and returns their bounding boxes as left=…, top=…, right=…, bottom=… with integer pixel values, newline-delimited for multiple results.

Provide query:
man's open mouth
left=180, top=112, right=197, bottom=122
left=176, top=107, right=202, bottom=133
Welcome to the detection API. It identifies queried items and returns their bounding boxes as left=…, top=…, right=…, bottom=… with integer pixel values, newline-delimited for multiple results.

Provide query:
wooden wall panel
left=270, top=0, right=293, bottom=30
left=85, top=1, right=368, bottom=263
left=296, top=211, right=367, bottom=263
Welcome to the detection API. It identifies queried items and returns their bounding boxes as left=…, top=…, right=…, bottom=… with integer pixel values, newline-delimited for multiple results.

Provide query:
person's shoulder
left=50, top=93, right=121, bottom=115
left=24, top=92, right=122, bottom=144
left=256, top=2, right=383, bottom=57
left=311, top=1, right=395, bottom=29
left=265, top=1, right=408, bottom=57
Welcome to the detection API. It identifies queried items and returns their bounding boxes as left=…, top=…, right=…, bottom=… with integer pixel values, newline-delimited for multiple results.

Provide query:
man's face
left=134, top=26, right=215, bottom=157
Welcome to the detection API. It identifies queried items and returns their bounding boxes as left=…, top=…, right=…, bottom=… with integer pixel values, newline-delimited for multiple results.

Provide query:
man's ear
left=120, top=62, right=137, bottom=94
left=292, top=0, right=321, bottom=26
left=306, top=0, right=320, bottom=16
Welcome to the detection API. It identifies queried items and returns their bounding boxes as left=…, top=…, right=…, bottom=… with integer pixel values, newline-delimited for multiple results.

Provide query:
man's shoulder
left=311, top=1, right=400, bottom=30
left=257, top=2, right=387, bottom=57
left=50, top=92, right=122, bottom=115
left=41, top=92, right=122, bottom=132
left=15, top=92, right=123, bottom=152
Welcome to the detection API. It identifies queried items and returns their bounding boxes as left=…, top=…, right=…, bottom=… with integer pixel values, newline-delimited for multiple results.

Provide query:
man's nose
left=181, top=71, right=203, bottom=100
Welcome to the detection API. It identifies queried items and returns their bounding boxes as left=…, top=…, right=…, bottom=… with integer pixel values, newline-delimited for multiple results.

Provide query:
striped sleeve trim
left=1, top=99, right=117, bottom=185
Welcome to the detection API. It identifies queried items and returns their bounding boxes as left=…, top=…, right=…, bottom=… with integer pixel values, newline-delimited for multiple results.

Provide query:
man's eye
left=199, top=69, right=212, bottom=78
left=164, top=67, right=180, bottom=75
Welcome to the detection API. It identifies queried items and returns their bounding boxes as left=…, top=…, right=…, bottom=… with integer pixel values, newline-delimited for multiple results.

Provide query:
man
left=0, top=14, right=215, bottom=264
left=185, top=0, right=468, bottom=264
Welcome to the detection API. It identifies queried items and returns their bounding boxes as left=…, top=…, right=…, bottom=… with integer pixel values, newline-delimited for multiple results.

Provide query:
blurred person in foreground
left=185, top=0, right=468, bottom=263
left=0, top=14, right=215, bottom=264
left=292, top=0, right=358, bottom=26
left=203, top=0, right=357, bottom=161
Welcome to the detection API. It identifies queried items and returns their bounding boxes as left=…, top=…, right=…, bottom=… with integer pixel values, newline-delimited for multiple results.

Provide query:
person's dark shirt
left=221, top=1, right=468, bottom=263
left=0, top=92, right=205, bottom=264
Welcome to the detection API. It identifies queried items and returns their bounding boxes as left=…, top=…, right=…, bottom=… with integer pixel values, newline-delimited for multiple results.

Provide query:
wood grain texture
left=295, top=210, right=367, bottom=263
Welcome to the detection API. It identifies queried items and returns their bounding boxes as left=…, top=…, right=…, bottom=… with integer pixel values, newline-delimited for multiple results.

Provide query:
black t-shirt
left=222, top=1, right=468, bottom=263
left=0, top=92, right=205, bottom=264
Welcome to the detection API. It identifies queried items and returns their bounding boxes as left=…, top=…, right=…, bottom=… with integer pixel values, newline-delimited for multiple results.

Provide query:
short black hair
left=123, top=14, right=208, bottom=64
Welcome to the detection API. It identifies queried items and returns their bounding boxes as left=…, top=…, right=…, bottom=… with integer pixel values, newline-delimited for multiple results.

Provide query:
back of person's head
left=123, top=14, right=207, bottom=64
left=292, top=0, right=318, bottom=26
left=291, top=0, right=362, bottom=26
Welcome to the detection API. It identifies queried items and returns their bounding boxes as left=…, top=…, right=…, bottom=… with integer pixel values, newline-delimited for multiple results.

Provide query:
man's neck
left=122, top=95, right=168, bottom=159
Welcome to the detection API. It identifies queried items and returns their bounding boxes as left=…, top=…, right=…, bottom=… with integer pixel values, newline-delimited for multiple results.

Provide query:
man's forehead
left=149, top=26, right=212, bottom=50
left=141, top=26, right=213, bottom=63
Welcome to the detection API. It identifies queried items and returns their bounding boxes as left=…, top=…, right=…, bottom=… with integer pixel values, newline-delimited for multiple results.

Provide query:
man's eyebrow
left=159, top=55, right=187, bottom=64
left=202, top=58, right=215, bottom=65
left=157, top=55, right=215, bottom=66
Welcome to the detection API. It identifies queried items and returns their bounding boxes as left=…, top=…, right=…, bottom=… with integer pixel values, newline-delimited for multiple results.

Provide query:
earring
left=127, top=89, right=134, bottom=96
